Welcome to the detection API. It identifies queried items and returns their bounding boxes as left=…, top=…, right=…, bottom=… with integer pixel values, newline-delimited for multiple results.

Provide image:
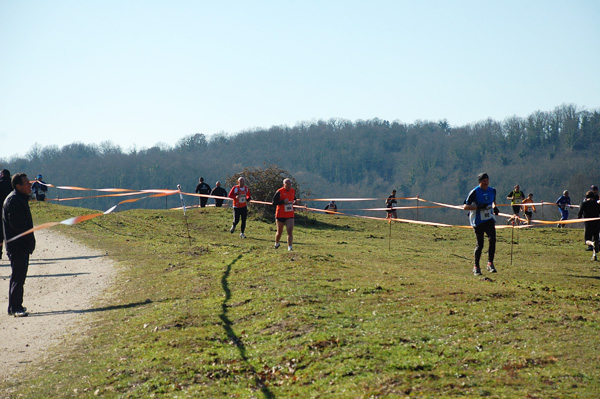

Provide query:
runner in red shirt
left=228, top=177, right=251, bottom=238
left=272, top=178, right=297, bottom=251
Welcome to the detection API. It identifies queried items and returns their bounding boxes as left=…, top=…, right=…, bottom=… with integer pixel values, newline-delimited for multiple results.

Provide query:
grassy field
left=3, top=202, right=599, bottom=398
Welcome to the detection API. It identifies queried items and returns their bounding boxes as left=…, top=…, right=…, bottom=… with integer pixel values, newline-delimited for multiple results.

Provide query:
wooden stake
left=511, top=221, right=514, bottom=266
left=388, top=219, right=392, bottom=251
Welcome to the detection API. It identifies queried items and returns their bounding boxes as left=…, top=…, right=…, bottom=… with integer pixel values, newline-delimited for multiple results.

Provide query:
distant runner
left=463, top=172, right=499, bottom=276
left=506, top=184, right=525, bottom=225
left=228, top=177, right=251, bottom=238
left=555, top=190, right=571, bottom=228
left=272, top=178, right=297, bottom=251
left=521, top=193, right=536, bottom=225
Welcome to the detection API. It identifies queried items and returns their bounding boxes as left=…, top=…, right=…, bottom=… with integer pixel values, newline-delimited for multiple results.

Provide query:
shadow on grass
left=30, top=299, right=155, bottom=317
left=0, top=273, right=91, bottom=279
left=569, top=274, right=600, bottom=281
left=27, top=272, right=91, bottom=278
left=295, top=215, right=354, bottom=231
left=32, top=255, right=108, bottom=262
left=220, top=255, right=275, bottom=399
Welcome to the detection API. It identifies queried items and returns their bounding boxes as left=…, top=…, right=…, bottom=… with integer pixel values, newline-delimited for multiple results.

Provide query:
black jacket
left=0, top=171, right=11, bottom=206
left=2, top=190, right=36, bottom=255
left=0, top=171, right=11, bottom=244
left=578, top=198, right=600, bottom=229
left=195, top=182, right=211, bottom=195
left=211, top=186, right=227, bottom=198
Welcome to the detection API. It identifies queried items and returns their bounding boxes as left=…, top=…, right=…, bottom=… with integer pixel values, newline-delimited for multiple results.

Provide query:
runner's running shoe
left=240, top=233, right=246, bottom=239
left=486, top=262, right=497, bottom=273
left=473, top=266, right=482, bottom=276
left=274, top=242, right=280, bottom=249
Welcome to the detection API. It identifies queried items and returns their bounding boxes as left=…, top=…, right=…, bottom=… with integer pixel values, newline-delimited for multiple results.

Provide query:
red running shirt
left=275, top=187, right=296, bottom=219
left=229, top=185, right=251, bottom=208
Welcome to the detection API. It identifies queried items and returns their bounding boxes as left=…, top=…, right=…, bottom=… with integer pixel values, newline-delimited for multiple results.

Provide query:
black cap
left=477, top=173, right=489, bottom=182
left=591, top=185, right=598, bottom=191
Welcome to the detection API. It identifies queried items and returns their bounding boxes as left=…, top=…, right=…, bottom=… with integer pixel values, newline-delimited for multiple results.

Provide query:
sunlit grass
left=3, top=202, right=599, bottom=398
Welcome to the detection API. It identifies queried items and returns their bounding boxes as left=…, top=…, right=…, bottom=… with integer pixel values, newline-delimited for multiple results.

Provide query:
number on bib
left=480, top=209, right=490, bottom=219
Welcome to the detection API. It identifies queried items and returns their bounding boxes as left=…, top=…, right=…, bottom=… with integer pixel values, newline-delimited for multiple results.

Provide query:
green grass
left=3, top=202, right=600, bottom=398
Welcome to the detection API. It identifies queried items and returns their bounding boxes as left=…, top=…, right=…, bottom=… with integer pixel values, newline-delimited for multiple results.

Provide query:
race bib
left=285, top=204, right=293, bottom=212
left=479, top=208, right=491, bottom=220
left=238, top=196, right=246, bottom=204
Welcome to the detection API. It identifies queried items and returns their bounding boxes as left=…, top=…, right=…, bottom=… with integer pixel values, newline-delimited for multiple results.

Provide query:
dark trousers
left=233, top=207, right=248, bottom=233
left=473, top=220, right=496, bottom=267
left=200, top=197, right=208, bottom=207
left=584, top=221, right=600, bottom=244
left=215, top=199, right=224, bottom=207
left=8, top=252, right=29, bottom=313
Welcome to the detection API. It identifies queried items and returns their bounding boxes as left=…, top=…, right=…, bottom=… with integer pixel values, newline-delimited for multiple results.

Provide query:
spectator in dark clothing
left=325, top=201, right=337, bottom=214
left=195, top=177, right=211, bottom=207
left=578, top=190, right=600, bottom=261
left=3, top=173, right=36, bottom=317
left=386, top=190, right=398, bottom=219
left=0, top=169, right=12, bottom=259
left=31, top=174, right=48, bottom=201
left=210, top=181, right=227, bottom=207
left=591, top=185, right=599, bottom=200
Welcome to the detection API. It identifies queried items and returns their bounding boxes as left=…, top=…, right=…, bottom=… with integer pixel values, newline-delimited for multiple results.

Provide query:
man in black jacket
left=3, top=173, right=36, bottom=317
left=0, top=169, right=12, bottom=260
left=195, top=177, right=211, bottom=208
left=210, top=181, right=227, bottom=207
left=578, top=190, right=600, bottom=261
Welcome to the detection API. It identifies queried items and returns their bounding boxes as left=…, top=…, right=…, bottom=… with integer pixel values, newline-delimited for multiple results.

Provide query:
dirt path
left=0, top=229, right=116, bottom=383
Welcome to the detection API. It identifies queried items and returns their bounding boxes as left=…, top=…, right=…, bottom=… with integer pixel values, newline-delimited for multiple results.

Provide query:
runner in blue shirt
left=555, top=190, right=571, bottom=228
left=463, top=173, right=500, bottom=276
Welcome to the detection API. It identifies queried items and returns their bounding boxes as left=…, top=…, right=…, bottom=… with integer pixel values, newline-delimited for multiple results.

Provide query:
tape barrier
left=7, top=180, right=599, bottom=241
left=140, top=190, right=600, bottom=229
left=6, top=190, right=178, bottom=243
left=32, top=181, right=585, bottom=213
left=36, top=183, right=182, bottom=202
left=183, top=193, right=233, bottom=202
left=498, top=201, right=580, bottom=209
left=304, top=197, right=419, bottom=202
left=299, top=204, right=454, bottom=227
left=47, top=191, right=150, bottom=202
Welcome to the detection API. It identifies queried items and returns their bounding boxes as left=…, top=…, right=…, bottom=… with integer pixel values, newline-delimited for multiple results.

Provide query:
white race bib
left=479, top=208, right=491, bottom=220
left=285, top=204, right=293, bottom=212
left=238, top=196, right=246, bottom=204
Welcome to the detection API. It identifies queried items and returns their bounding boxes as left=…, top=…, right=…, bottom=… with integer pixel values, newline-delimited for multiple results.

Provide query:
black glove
left=493, top=207, right=499, bottom=215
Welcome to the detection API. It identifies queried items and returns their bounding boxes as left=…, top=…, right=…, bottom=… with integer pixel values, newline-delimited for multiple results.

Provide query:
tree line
left=1, top=104, right=599, bottom=225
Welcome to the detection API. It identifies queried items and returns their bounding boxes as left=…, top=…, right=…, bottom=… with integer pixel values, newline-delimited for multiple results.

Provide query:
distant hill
left=2, top=104, right=599, bottom=224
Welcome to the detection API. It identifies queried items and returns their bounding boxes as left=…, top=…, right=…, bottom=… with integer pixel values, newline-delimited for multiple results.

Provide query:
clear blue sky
left=1, top=0, right=599, bottom=160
